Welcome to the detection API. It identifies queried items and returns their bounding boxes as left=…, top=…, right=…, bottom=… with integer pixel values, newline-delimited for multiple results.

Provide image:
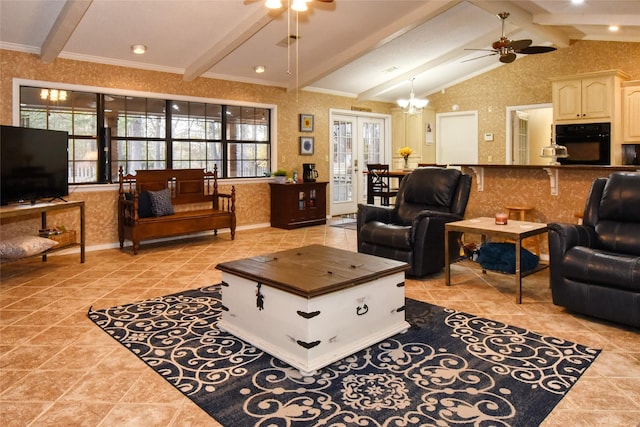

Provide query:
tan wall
left=428, top=40, right=640, bottom=164
left=0, top=49, right=393, bottom=247
left=2, top=41, right=639, bottom=250
left=527, top=108, right=553, bottom=166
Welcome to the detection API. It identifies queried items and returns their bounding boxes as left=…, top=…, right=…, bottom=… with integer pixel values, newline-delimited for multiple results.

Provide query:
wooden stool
left=504, top=205, right=541, bottom=256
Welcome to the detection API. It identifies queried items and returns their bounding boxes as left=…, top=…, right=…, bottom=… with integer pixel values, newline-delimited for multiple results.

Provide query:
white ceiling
left=1, top=0, right=639, bottom=103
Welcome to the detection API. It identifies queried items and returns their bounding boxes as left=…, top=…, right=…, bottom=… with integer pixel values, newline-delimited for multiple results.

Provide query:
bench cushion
left=149, top=188, right=175, bottom=217
left=124, top=191, right=153, bottom=218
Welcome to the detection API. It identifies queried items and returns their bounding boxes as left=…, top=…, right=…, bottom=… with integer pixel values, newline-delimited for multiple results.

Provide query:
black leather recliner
left=357, top=167, right=472, bottom=277
left=548, top=172, right=640, bottom=328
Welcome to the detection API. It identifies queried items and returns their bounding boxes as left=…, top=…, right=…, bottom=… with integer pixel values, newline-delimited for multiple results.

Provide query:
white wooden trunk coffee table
left=215, top=244, right=410, bottom=376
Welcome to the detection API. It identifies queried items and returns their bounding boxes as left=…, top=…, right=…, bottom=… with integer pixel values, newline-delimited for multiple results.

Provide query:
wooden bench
left=118, top=166, right=236, bottom=254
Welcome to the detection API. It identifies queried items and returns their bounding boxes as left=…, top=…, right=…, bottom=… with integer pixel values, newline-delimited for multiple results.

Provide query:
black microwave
left=555, top=123, right=611, bottom=165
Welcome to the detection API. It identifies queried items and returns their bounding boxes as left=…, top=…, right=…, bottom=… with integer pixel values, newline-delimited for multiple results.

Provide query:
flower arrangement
left=398, top=146, right=412, bottom=159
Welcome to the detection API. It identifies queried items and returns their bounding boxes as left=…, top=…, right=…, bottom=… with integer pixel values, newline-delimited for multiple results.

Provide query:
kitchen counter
left=447, top=165, right=640, bottom=259
left=453, top=164, right=640, bottom=195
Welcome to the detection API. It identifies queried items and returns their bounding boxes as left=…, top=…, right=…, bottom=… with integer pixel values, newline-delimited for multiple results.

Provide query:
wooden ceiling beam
left=183, top=8, right=285, bottom=82
left=289, top=0, right=463, bottom=93
left=40, top=0, right=93, bottom=63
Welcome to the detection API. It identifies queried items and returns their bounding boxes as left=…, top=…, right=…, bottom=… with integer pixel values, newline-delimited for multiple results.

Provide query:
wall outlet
left=484, top=133, right=494, bottom=141
left=487, top=155, right=493, bottom=163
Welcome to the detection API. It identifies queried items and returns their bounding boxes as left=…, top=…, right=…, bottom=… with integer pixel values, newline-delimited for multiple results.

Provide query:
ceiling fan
left=464, top=12, right=557, bottom=64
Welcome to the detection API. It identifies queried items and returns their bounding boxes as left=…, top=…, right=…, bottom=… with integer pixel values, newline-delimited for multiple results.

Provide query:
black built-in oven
left=555, top=122, right=610, bottom=165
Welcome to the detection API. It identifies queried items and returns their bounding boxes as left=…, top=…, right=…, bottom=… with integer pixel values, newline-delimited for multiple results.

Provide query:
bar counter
left=451, top=164, right=640, bottom=257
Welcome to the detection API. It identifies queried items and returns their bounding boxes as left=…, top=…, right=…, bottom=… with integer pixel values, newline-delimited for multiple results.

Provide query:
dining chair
left=366, top=163, right=397, bottom=206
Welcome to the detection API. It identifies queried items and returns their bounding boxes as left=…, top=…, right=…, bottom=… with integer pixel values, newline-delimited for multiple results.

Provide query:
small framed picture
left=300, top=136, right=314, bottom=155
left=300, top=114, right=314, bottom=132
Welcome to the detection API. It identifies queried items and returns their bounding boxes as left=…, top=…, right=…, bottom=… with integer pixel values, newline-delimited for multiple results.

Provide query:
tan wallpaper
left=0, top=49, right=393, bottom=247
left=428, top=40, right=640, bottom=164
left=1, top=41, right=639, bottom=250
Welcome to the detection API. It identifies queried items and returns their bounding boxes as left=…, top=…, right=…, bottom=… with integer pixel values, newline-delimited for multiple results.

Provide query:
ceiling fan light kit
left=265, top=0, right=283, bottom=9
left=265, top=0, right=332, bottom=10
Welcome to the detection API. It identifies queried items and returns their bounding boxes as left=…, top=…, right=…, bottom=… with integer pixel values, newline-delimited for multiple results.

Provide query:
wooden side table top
left=446, top=217, right=548, bottom=239
left=216, top=244, right=409, bottom=298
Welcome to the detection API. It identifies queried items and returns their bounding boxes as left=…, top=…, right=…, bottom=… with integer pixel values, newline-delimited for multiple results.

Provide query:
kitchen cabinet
left=551, top=70, right=628, bottom=122
left=622, top=80, right=640, bottom=142
left=269, top=182, right=327, bottom=229
left=551, top=70, right=630, bottom=164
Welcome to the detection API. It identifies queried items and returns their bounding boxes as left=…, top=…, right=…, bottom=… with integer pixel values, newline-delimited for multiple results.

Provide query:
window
left=111, top=95, right=168, bottom=174
left=18, top=85, right=273, bottom=182
left=20, top=87, right=98, bottom=184
left=171, top=101, right=222, bottom=173
left=226, top=106, right=270, bottom=178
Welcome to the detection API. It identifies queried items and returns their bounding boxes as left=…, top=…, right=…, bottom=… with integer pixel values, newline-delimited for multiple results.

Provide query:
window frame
left=13, top=79, right=278, bottom=183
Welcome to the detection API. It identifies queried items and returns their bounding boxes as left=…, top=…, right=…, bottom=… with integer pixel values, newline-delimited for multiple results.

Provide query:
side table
left=445, top=217, right=548, bottom=303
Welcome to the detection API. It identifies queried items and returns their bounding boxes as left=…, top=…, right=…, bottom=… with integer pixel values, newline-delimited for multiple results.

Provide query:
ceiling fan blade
left=499, top=53, right=517, bottom=63
left=519, top=46, right=557, bottom=54
left=462, top=52, right=498, bottom=63
left=509, top=39, right=532, bottom=51
left=464, top=48, right=498, bottom=52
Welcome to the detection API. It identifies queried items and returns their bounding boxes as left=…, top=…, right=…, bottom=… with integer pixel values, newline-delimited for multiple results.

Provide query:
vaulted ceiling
left=1, top=0, right=639, bottom=103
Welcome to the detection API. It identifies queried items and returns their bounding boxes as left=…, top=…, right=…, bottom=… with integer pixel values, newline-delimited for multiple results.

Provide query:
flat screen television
left=1, top=125, right=69, bottom=205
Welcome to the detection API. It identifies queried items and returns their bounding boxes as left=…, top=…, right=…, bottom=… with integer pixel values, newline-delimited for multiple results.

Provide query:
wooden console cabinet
left=269, top=182, right=327, bottom=229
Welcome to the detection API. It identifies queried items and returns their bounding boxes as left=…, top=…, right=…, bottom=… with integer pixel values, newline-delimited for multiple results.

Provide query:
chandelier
left=397, top=78, right=428, bottom=115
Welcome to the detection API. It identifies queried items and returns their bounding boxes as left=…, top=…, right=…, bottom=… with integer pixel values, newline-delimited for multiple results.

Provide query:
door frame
left=505, top=103, right=552, bottom=165
left=329, top=109, right=392, bottom=216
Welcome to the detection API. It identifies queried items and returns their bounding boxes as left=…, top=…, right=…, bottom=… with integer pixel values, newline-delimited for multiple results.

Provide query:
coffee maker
left=303, top=163, right=318, bottom=182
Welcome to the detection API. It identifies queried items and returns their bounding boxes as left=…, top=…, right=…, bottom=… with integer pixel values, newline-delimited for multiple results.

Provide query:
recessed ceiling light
left=571, top=0, right=584, bottom=4
left=131, top=44, right=147, bottom=54
left=609, top=25, right=620, bottom=32
left=254, top=65, right=266, bottom=74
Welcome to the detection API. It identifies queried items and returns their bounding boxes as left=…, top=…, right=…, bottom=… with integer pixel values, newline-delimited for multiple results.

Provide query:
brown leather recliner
left=357, top=167, right=471, bottom=277
left=548, top=172, right=640, bottom=328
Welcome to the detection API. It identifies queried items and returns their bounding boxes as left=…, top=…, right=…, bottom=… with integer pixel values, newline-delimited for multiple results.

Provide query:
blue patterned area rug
left=88, top=285, right=600, bottom=426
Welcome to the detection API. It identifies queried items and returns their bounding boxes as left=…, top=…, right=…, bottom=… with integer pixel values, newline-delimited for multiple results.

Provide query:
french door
left=330, top=110, right=390, bottom=216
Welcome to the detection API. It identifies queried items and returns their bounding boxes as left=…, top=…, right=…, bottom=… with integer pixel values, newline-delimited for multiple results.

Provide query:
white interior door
left=511, top=111, right=530, bottom=165
left=330, top=111, right=389, bottom=216
left=436, top=111, right=478, bottom=165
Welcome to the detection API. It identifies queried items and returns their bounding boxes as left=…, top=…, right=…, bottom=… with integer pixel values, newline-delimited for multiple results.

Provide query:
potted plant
left=272, top=169, right=287, bottom=183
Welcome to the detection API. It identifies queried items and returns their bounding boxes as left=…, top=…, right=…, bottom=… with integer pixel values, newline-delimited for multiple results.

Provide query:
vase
left=403, top=157, right=409, bottom=169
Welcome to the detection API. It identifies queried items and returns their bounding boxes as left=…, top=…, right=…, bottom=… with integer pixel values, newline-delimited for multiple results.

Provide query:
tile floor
left=1, top=221, right=639, bottom=426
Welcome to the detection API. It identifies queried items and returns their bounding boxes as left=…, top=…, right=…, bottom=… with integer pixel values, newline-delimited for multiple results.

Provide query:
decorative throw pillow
left=0, top=236, right=59, bottom=259
left=125, top=191, right=153, bottom=218
left=148, top=188, right=175, bottom=217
